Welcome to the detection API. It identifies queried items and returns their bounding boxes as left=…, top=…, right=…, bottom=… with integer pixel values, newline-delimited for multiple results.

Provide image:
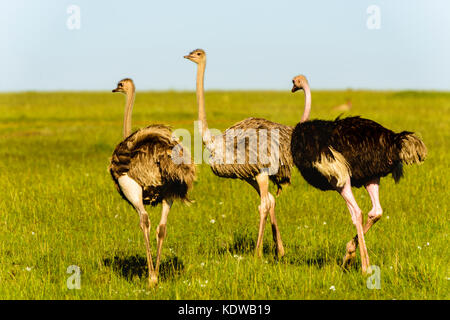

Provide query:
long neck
left=300, top=82, right=311, bottom=123
left=123, top=89, right=135, bottom=139
left=196, top=61, right=210, bottom=142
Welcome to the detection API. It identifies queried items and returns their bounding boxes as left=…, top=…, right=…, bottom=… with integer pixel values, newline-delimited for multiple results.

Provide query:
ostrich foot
left=275, top=245, right=285, bottom=260
left=341, top=238, right=357, bottom=270
left=148, top=272, right=158, bottom=287
left=342, top=251, right=356, bottom=269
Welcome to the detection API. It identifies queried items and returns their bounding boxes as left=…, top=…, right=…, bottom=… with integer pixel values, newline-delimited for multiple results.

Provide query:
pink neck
left=300, top=82, right=311, bottom=123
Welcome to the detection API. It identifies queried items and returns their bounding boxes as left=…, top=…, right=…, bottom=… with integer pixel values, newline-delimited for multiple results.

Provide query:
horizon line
left=1, top=88, right=449, bottom=94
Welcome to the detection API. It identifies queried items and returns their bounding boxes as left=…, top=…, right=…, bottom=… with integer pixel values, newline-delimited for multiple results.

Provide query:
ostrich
left=333, top=99, right=352, bottom=112
left=184, top=49, right=293, bottom=258
left=290, top=75, right=427, bottom=273
left=109, top=78, right=196, bottom=286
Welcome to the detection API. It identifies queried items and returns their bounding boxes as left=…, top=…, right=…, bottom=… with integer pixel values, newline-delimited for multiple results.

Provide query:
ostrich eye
left=197, top=52, right=201, bottom=56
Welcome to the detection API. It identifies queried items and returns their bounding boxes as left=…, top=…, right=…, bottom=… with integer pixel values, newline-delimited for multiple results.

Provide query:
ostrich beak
left=112, top=88, right=119, bottom=93
left=183, top=54, right=193, bottom=60
left=291, top=85, right=300, bottom=93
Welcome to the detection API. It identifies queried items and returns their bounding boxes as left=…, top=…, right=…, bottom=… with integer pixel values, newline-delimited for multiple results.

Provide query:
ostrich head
left=291, top=75, right=309, bottom=93
left=184, top=49, right=206, bottom=64
left=112, top=78, right=135, bottom=94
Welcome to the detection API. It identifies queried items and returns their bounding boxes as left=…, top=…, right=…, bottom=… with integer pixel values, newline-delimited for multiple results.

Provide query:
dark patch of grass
left=103, top=254, right=184, bottom=281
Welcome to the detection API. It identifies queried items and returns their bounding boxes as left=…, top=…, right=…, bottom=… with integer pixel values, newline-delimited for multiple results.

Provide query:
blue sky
left=1, top=0, right=449, bottom=91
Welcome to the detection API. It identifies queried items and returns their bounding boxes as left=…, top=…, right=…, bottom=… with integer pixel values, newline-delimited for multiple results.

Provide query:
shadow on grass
left=286, top=245, right=356, bottom=269
left=216, top=232, right=275, bottom=257
left=215, top=232, right=360, bottom=269
left=103, top=254, right=184, bottom=281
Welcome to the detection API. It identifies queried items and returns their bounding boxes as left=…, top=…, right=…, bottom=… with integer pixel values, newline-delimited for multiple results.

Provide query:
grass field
left=0, top=89, right=448, bottom=299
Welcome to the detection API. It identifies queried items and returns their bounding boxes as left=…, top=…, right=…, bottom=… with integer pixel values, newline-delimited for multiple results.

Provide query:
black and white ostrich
left=290, top=75, right=427, bottom=273
left=109, top=78, right=196, bottom=286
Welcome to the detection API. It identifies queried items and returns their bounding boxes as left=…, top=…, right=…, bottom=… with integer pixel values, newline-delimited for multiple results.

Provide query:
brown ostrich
left=184, top=49, right=293, bottom=258
left=333, top=99, right=352, bottom=112
left=290, top=75, right=427, bottom=273
left=109, top=78, right=196, bottom=286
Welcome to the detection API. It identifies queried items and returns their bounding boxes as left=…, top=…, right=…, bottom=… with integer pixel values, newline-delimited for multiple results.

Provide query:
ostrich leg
left=154, top=198, right=173, bottom=280
left=118, top=175, right=156, bottom=286
left=267, top=192, right=285, bottom=258
left=141, top=210, right=157, bottom=286
left=338, top=178, right=370, bottom=274
left=343, top=178, right=382, bottom=269
left=248, top=173, right=284, bottom=258
left=254, top=174, right=270, bottom=257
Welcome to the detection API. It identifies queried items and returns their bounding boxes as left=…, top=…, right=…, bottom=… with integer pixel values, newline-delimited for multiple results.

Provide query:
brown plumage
left=333, top=99, right=352, bottom=112
left=185, top=49, right=292, bottom=258
left=109, top=78, right=195, bottom=286
left=209, top=117, right=293, bottom=195
left=109, top=124, right=195, bottom=206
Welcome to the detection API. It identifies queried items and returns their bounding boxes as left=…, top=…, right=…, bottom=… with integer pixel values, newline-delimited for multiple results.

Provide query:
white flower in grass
left=386, top=216, right=390, bottom=220
left=133, top=289, right=145, bottom=293
left=426, top=242, right=430, bottom=246
left=200, top=262, right=205, bottom=267
left=219, top=202, right=223, bottom=205
left=183, top=280, right=192, bottom=286
left=221, top=214, right=226, bottom=218
left=417, top=246, right=422, bottom=250
left=31, top=232, right=35, bottom=235
left=210, top=219, right=216, bottom=224
left=323, top=222, right=327, bottom=225
left=25, top=267, right=32, bottom=271
left=329, top=285, right=336, bottom=291
left=233, top=254, right=243, bottom=261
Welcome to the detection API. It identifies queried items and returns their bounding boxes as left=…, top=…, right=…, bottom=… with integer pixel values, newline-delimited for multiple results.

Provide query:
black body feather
left=290, top=116, right=426, bottom=190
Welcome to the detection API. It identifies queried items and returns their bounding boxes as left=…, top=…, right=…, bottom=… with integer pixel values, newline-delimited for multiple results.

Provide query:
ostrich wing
left=210, top=117, right=293, bottom=191
left=110, top=124, right=195, bottom=190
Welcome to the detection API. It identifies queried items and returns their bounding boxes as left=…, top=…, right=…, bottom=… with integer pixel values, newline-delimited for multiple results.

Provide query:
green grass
left=0, top=90, right=448, bottom=299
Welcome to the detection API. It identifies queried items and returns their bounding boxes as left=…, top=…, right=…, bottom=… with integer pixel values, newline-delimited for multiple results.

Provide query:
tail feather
left=397, top=132, right=427, bottom=165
